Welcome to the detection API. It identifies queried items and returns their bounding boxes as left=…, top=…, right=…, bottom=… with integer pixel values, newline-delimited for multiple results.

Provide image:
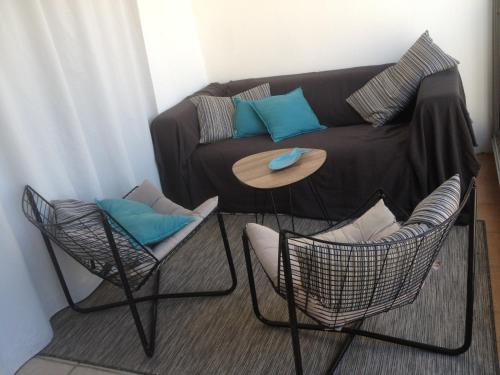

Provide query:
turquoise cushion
left=251, top=88, right=326, bottom=142
left=96, top=199, right=195, bottom=246
left=233, top=97, right=268, bottom=138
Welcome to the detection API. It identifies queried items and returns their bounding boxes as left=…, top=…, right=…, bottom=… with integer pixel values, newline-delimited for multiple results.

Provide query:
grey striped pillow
left=406, top=174, right=461, bottom=227
left=347, top=31, right=458, bottom=127
left=191, top=83, right=271, bottom=144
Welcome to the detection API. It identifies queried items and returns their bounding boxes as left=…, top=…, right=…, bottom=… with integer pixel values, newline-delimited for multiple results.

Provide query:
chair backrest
left=278, top=179, right=475, bottom=328
left=22, top=186, right=158, bottom=291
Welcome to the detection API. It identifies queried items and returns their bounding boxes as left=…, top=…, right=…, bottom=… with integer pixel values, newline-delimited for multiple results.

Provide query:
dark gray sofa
left=150, top=64, right=479, bottom=220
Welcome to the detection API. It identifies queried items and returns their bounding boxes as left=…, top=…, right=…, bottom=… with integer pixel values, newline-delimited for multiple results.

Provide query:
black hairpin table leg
left=307, top=178, right=333, bottom=225
left=268, top=190, right=282, bottom=231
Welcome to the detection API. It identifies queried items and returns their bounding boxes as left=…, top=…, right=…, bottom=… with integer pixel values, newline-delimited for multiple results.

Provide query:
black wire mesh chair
left=242, top=178, right=476, bottom=374
left=22, top=185, right=237, bottom=357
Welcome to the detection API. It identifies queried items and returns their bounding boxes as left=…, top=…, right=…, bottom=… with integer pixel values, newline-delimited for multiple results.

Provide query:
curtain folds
left=0, top=1, right=159, bottom=373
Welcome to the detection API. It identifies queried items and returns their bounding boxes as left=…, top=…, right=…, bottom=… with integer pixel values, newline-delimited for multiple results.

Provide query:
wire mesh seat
left=22, top=188, right=159, bottom=291
left=22, top=185, right=237, bottom=357
left=242, top=178, right=476, bottom=375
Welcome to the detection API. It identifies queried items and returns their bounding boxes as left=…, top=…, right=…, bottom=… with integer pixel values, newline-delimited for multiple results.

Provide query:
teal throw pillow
left=251, top=87, right=325, bottom=142
left=233, top=97, right=268, bottom=138
left=96, top=199, right=195, bottom=246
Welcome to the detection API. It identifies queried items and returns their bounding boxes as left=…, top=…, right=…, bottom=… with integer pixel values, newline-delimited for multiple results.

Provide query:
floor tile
left=70, top=365, right=137, bottom=375
left=16, top=357, right=74, bottom=375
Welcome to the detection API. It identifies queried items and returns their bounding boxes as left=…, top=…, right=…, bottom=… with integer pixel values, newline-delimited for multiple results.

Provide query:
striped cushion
left=191, top=83, right=271, bottom=144
left=50, top=200, right=145, bottom=278
left=52, top=199, right=101, bottom=222
left=347, top=31, right=458, bottom=127
left=380, top=223, right=429, bottom=242
left=406, top=174, right=461, bottom=227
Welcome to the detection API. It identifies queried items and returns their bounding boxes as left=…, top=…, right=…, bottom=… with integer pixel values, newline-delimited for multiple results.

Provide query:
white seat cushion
left=127, top=180, right=218, bottom=261
left=246, top=223, right=280, bottom=285
left=314, top=199, right=400, bottom=243
left=246, top=199, right=400, bottom=287
left=126, top=180, right=193, bottom=216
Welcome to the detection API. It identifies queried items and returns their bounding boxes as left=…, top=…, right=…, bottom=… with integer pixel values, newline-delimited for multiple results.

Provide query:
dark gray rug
left=41, top=216, right=499, bottom=375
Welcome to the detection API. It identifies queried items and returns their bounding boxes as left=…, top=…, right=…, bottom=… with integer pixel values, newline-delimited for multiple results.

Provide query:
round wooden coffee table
left=232, top=148, right=328, bottom=230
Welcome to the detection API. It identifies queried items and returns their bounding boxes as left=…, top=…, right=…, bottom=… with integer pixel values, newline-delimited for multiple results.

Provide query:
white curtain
left=0, top=1, right=159, bottom=374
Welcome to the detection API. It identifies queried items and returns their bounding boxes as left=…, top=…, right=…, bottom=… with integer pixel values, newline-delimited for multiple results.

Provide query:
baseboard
left=493, top=133, right=500, bottom=185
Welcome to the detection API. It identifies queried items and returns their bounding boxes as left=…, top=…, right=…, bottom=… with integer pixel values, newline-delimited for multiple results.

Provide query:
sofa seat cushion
left=189, top=122, right=411, bottom=220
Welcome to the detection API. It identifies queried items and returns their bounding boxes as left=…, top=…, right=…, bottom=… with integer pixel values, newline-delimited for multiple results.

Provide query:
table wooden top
left=232, top=148, right=327, bottom=189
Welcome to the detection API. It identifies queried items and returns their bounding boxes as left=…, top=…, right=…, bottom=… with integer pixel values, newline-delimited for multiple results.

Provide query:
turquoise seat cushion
left=96, top=199, right=195, bottom=246
left=233, top=97, right=268, bottom=138
left=251, top=87, right=326, bottom=142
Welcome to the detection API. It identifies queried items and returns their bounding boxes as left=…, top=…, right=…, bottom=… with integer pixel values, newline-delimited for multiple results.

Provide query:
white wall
left=137, top=0, right=207, bottom=113
left=191, top=0, right=492, bottom=151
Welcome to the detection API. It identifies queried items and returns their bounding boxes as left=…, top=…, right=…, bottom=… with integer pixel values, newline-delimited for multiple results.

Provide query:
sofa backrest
left=222, top=64, right=392, bottom=127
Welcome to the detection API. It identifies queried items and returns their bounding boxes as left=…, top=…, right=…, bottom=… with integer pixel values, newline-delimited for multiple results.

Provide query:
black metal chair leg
left=147, top=268, right=162, bottom=353
left=124, top=266, right=161, bottom=357
left=102, top=218, right=157, bottom=356
left=217, top=212, right=238, bottom=293
left=282, top=235, right=304, bottom=375
left=325, top=321, right=362, bottom=374
left=242, top=231, right=325, bottom=330
left=243, top=232, right=268, bottom=322
left=26, top=190, right=81, bottom=310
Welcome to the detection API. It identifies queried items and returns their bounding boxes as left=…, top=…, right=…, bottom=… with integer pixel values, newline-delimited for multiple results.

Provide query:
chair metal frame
left=22, top=185, right=237, bottom=357
left=242, top=179, right=476, bottom=374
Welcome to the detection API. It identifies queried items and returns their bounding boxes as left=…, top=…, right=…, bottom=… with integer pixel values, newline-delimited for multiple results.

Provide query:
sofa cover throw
left=150, top=64, right=478, bottom=221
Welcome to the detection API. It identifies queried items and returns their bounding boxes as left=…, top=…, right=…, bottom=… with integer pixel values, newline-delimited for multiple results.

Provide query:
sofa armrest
left=413, top=68, right=470, bottom=114
left=407, top=68, right=479, bottom=208
left=150, top=99, right=200, bottom=208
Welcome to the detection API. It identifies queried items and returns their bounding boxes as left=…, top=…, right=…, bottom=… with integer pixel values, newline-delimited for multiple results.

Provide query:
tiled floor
left=16, top=356, right=139, bottom=375
left=15, top=153, right=500, bottom=374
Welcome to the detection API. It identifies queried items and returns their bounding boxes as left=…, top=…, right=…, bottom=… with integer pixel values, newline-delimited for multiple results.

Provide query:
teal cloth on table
left=250, top=87, right=326, bottom=142
left=96, top=199, right=195, bottom=246
left=232, top=97, right=268, bottom=138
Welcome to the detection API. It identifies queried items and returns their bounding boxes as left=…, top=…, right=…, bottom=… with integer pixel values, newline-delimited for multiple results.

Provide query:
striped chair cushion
left=406, top=174, right=461, bottom=227
left=380, top=223, right=429, bottom=242
left=50, top=200, right=151, bottom=279
left=191, top=83, right=271, bottom=144
left=52, top=199, right=101, bottom=222
left=346, top=31, right=458, bottom=127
